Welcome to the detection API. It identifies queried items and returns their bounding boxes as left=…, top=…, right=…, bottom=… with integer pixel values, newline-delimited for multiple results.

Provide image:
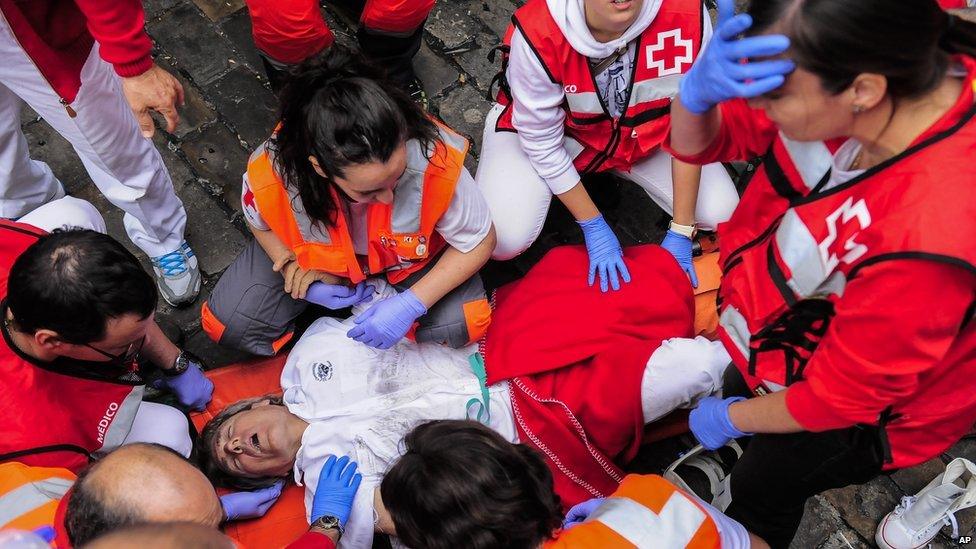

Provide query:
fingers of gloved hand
left=688, top=264, right=700, bottom=289
left=333, top=455, right=351, bottom=477
left=735, top=75, right=789, bottom=98
left=726, top=34, right=792, bottom=60
left=715, top=0, right=736, bottom=27
left=338, top=459, right=359, bottom=485
left=353, top=304, right=379, bottom=324
left=598, top=263, right=610, bottom=293
left=587, top=261, right=597, bottom=287
left=349, top=472, right=363, bottom=493
left=321, top=454, right=338, bottom=479
left=726, top=59, right=796, bottom=81
left=716, top=12, right=753, bottom=41
left=617, top=256, right=632, bottom=285
left=607, top=261, right=622, bottom=292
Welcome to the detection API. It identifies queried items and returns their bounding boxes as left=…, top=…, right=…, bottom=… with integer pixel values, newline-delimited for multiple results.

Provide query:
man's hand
left=121, top=63, right=185, bottom=138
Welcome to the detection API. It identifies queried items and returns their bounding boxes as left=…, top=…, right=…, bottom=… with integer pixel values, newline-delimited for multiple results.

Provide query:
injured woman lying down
left=200, top=245, right=729, bottom=549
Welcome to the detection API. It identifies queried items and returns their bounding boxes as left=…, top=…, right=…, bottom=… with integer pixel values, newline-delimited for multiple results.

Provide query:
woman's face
left=747, top=65, right=856, bottom=142
left=311, top=141, right=408, bottom=205
left=212, top=401, right=304, bottom=478
left=583, top=0, right=644, bottom=40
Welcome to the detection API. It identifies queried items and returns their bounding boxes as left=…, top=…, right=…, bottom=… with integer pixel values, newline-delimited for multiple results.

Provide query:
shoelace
left=898, top=495, right=961, bottom=540
left=153, top=250, right=189, bottom=277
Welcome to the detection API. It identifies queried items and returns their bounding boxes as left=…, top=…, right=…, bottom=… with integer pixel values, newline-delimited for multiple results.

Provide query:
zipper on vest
left=583, top=117, right=622, bottom=175
left=0, top=12, right=78, bottom=118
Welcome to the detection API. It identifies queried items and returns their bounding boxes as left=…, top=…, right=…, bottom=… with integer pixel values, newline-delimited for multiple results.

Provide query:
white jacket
left=507, top=0, right=711, bottom=193
left=281, top=283, right=517, bottom=549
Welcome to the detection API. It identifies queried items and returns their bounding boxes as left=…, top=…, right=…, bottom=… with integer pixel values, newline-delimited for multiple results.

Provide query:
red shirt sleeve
left=285, top=531, right=337, bottom=549
left=665, top=99, right=779, bottom=164
left=786, top=259, right=976, bottom=431
left=73, top=0, right=153, bottom=77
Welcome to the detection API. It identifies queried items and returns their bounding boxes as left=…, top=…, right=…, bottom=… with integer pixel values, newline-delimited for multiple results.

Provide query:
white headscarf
left=546, top=0, right=664, bottom=58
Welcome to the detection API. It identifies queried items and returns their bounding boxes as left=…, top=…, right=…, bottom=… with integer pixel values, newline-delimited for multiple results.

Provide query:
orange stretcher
left=190, top=251, right=723, bottom=548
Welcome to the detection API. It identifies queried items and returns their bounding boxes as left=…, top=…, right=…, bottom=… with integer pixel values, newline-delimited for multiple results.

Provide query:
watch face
left=314, top=515, right=341, bottom=530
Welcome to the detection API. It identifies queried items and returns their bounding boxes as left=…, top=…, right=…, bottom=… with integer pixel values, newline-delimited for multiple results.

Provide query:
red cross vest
left=494, top=0, right=703, bottom=174
left=717, top=58, right=976, bottom=467
left=0, top=221, right=144, bottom=473
left=248, top=124, right=468, bottom=284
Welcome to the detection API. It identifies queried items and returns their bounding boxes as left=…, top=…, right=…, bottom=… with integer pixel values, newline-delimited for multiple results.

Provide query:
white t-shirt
left=824, top=139, right=867, bottom=190
left=280, top=286, right=517, bottom=549
left=242, top=157, right=491, bottom=254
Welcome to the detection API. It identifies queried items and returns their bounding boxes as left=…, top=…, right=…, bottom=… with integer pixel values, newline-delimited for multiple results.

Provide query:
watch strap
left=669, top=221, right=697, bottom=238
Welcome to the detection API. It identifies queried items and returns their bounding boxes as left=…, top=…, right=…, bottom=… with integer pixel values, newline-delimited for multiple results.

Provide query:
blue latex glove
left=306, top=281, right=375, bottom=309
left=689, top=396, right=752, bottom=450
left=221, top=480, right=285, bottom=521
left=347, top=289, right=427, bottom=349
left=562, top=497, right=606, bottom=530
left=678, top=0, right=796, bottom=114
left=151, top=360, right=214, bottom=411
left=311, top=455, right=363, bottom=527
left=661, top=230, right=698, bottom=288
left=578, top=214, right=632, bottom=293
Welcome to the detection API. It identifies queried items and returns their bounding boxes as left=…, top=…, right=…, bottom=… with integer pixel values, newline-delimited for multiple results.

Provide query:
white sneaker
left=664, top=441, right=743, bottom=511
left=150, top=241, right=201, bottom=306
left=876, top=458, right=976, bottom=549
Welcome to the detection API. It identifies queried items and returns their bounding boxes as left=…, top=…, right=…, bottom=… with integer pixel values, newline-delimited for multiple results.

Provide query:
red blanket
left=485, top=245, right=695, bottom=509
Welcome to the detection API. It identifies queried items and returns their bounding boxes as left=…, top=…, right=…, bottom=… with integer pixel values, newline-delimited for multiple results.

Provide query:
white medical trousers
left=477, top=103, right=740, bottom=260
left=0, top=17, right=186, bottom=257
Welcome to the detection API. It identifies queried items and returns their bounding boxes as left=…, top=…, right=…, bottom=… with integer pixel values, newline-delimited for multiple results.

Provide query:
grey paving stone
left=203, top=66, right=278, bottom=148
left=147, top=3, right=237, bottom=85
left=154, top=57, right=218, bottom=138
left=191, top=0, right=245, bottom=21
left=822, top=475, right=903, bottom=543
left=465, top=0, right=516, bottom=40
left=415, top=43, right=461, bottom=98
left=179, top=183, right=246, bottom=276
left=179, top=122, right=250, bottom=212
left=219, top=8, right=266, bottom=73
left=426, top=2, right=481, bottom=52
left=455, top=29, right=505, bottom=93
left=789, top=495, right=867, bottom=549
left=144, top=0, right=182, bottom=20
left=436, top=83, right=491, bottom=155
left=889, top=458, right=948, bottom=498
left=20, top=105, right=40, bottom=127
left=945, top=437, right=976, bottom=463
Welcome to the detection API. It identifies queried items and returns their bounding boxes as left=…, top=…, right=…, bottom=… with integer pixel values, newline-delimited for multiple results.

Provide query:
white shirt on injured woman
left=280, top=282, right=517, bottom=548
left=280, top=284, right=731, bottom=548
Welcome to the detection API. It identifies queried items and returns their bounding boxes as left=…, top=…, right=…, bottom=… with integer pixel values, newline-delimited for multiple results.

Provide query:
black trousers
left=722, top=368, right=887, bottom=548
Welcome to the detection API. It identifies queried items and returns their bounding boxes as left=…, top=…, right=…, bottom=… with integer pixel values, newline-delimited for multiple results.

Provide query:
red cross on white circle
left=646, top=29, right=693, bottom=77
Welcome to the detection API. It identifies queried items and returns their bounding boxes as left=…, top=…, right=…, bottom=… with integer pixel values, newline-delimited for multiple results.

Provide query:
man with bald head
left=81, top=523, right=235, bottom=549
left=63, top=443, right=226, bottom=546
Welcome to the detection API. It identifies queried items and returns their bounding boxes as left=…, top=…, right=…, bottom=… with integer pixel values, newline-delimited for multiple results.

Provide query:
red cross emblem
left=817, top=197, right=872, bottom=272
left=646, top=29, right=693, bottom=77
left=242, top=186, right=256, bottom=210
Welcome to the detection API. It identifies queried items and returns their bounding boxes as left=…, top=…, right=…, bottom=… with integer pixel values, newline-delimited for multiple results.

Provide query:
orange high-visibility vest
left=248, top=124, right=469, bottom=284
left=547, top=474, right=721, bottom=548
left=0, top=462, right=75, bottom=532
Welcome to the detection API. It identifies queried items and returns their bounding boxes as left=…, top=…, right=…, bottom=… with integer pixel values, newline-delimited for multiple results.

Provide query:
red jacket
left=0, top=0, right=153, bottom=104
left=0, top=221, right=145, bottom=473
left=485, top=245, right=694, bottom=507
left=495, top=0, right=704, bottom=174
left=668, top=57, right=976, bottom=469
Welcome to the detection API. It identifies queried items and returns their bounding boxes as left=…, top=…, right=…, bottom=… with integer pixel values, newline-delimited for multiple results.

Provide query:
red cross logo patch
left=646, top=29, right=693, bottom=77
left=818, top=197, right=872, bottom=272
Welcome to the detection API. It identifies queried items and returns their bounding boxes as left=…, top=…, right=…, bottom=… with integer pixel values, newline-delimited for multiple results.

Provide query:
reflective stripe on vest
left=0, top=477, right=72, bottom=527
left=567, top=75, right=685, bottom=117
left=100, top=387, right=145, bottom=451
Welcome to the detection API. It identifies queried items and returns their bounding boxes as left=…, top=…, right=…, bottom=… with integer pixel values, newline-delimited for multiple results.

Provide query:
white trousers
left=120, top=401, right=193, bottom=458
left=0, top=17, right=186, bottom=257
left=640, top=336, right=731, bottom=424
left=476, top=103, right=740, bottom=260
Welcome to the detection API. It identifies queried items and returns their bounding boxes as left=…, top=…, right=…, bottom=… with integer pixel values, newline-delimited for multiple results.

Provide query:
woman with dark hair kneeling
left=666, top=0, right=976, bottom=547
left=381, top=420, right=764, bottom=549
left=201, top=46, right=494, bottom=355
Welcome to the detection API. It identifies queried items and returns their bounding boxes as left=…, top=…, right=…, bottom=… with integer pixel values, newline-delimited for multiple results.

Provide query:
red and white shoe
left=876, top=458, right=976, bottom=549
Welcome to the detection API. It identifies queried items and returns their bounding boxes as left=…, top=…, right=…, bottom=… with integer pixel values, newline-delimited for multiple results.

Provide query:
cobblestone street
left=17, top=1, right=976, bottom=546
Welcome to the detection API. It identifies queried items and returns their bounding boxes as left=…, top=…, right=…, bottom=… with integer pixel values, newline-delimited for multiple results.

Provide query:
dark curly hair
left=272, top=44, right=438, bottom=228
left=380, top=420, right=563, bottom=549
left=198, top=395, right=290, bottom=490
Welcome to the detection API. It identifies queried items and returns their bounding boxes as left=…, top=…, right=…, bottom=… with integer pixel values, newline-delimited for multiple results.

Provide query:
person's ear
left=308, top=156, right=328, bottom=179
left=34, top=329, right=65, bottom=353
left=849, top=73, right=888, bottom=112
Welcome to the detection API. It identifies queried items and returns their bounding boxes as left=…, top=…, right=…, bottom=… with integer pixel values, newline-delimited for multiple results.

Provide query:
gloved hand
left=306, top=281, right=375, bottom=310
left=562, top=497, right=606, bottom=530
left=221, top=480, right=285, bottom=521
left=578, top=214, right=631, bottom=292
left=311, top=455, right=363, bottom=527
left=151, top=360, right=214, bottom=411
left=347, top=289, right=427, bottom=349
left=689, top=396, right=752, bottom=450
left=661, top=230, right=698, bottom=288
left=678, top=0, right=796, bottom=114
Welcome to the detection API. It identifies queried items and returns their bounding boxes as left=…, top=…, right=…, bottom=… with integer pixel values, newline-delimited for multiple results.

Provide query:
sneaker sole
left=875, top=512, right=939, bottom=549
left=160, top=276, right=202, bottom=307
